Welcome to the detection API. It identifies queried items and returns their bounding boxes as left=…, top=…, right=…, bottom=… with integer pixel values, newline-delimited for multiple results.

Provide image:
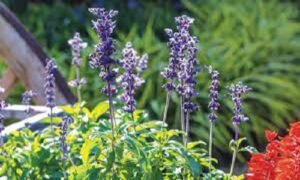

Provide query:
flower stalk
left=162, top=15, right=200, bottom=145
left=44, top=58, right=57, bottom=134
left=207, top=67, right=220, bottom=171
left=227, top=82, right=251, bottom=176
left=118, top=42, right=147, bottom=120
left=68, top=32, right=87, bottom=104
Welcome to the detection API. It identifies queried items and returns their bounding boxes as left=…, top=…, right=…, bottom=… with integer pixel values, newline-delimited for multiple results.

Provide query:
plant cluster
left=0, top=4, right=299, bottom=180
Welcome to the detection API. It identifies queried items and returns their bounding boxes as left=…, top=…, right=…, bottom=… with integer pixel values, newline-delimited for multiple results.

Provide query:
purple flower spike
left=89, top=8, right=118, bottom=97
left=118, top=42, right=147, bottom=113
left=207, top=66, right=220, bottom=122
left=22, top=90, right=36, bottom=114
left=68, top=32, right=87, bottom=66
left=60, top=114, right=72, bottom=161
left=44, top=59, right=57, bottom=108
left=162, top=15, right=200, bottom=113
left=228, top=82, right=251, bottom=125
left=0, top=87, right=7, bottom=146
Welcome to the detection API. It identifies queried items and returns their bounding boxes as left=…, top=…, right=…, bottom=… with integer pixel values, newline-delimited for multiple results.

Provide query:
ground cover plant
left=0, top=2, right=300, bottom=180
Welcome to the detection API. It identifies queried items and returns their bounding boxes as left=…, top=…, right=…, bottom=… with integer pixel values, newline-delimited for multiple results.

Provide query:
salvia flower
left=89, top=8, right=118, bottom=96
left=118, top=42, right=148, bottom=113
left=228, top=82, right=251, bottom=125
left=68, top=78, right=87, bottom=88
left=0, top=87, right=7, bottom=146
left=68, top=32, right=87, bottom=66
left=44, top=58, right=57, bottom=108
left=247, top=122, right=300, bottom=179
left=60, top=114, right=72, bottom=161
left=22, top=90, right=36, bottom=114
left=162, top=15, right=200, bottom=112
left=207, top=66, right=220, bottom=122
left=161, top=15, right=196, bottom=91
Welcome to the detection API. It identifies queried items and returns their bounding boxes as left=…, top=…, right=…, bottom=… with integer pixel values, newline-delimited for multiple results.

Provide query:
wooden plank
left=2, top=107, right=63, bottom=135
left=0, top=2, right=76, bottom=105
left=2, top=104, right=49, bottom=120
left=0, top=69, right=17, bottom=98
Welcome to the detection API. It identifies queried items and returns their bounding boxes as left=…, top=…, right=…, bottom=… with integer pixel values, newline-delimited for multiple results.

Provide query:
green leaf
left=81, top=139, right=97, bottom=167
left=180, top=148, right=201, bottom=176
left=106, top=151, right=115, bottom=171
left=91, top=101, right=109, bottom=119
left=187, top=141, right=207, bottom=150
left=40, top=117, right=62, bottom=124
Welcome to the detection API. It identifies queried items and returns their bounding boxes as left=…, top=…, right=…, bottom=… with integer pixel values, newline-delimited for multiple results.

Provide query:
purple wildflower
left=228, top=82, right=251, bottom=125
left=68, top=32, right=87, bottom=101
left=60, top=114, right=72, bottom=161
left=68, top=78, right=87, bottom=88
left=208, top=66, right=220, bottom=122
left=118, top=42, right=147, bottom=113
left=162, top=15, right=200, bottom=145
left=0, top=87, right=7, bottom=146
left=89, top=8, right=118, bottom=97
left=68, top=32, right=87, bottom=66
left=22, top=90, right=36, bottom=114
left=161, top=15, right=196, bottom=92
left=44, top=59, right=57, bottom=109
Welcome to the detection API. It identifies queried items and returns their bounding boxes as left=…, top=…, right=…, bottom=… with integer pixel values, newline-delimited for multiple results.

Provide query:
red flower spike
left=246, top=121, right=300, bottom=180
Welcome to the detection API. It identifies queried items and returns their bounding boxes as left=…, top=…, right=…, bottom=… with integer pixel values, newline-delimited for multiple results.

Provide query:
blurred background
left=1, top=0, right=300, bottom=171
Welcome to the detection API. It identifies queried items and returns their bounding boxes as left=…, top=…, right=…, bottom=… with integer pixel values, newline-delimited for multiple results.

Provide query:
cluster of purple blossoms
left=60, top=114, right=72, bottom=161
left=22, top=90, right=36, bottom=114
left=208, top=66, right=220, bottom=122
left=68, top=32, right=87, bottom=88
left=0, top=87, right=7, bottom=146
left=118, top=42, right=148, bottom=113
left=228, top=82, right=251, bottom=125
left=68, top=32, right=87, bottom=66
left=89, top=8, right=118, bottom=96
left=44, top=59, right=57, bottom=108
left=162, top=15, right=200, bottom=113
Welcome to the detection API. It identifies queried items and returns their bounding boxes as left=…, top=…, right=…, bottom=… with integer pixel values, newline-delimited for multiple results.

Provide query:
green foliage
left=0, top=102, right=222, bottom=179
left=181, top=0, right=300, bottom=155
left=2, top=0, right=300, bottom=163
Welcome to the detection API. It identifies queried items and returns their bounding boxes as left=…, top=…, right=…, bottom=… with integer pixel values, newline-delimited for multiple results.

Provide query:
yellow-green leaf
left=91, top=101, right=109, bottom=119
left=80, top=139, right=97, bottom=166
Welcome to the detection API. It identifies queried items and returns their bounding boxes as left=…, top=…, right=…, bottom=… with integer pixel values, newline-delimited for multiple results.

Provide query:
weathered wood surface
left=0, top=2, right=76, bottom=105
left=0, top=69, right=17, bottom=98
left=2, top=104, right=49, bottom=120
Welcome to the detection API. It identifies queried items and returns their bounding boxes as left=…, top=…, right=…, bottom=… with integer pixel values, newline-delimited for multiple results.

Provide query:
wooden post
left=0, top=2, right=76, bottom=105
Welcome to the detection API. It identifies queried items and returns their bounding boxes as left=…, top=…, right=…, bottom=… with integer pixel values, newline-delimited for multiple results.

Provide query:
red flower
left=289, top=122, right=300, bottom=137
left=265, top=130, right=277, bottom=142
left=246, top=121, right=300, bottom=180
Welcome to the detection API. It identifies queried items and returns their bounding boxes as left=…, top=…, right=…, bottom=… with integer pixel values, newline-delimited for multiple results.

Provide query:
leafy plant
left=0, top=102, right=212, bottom=179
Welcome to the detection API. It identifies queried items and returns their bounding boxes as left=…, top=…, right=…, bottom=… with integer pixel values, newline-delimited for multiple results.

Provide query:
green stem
left=50, top=107, right=53, bottom=134
left=75, top=67, right=82, bottom=104
left=184, top=112, right=190, bottom=147
left=208, top=121, right=213, bottom=172
left=229, top=125, right=239, bottom=177
left=229, top=145, right=237, bottom=177
left=180, top=96, right=185, bottom=144
left=162, top=92, right=170, bottom=125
